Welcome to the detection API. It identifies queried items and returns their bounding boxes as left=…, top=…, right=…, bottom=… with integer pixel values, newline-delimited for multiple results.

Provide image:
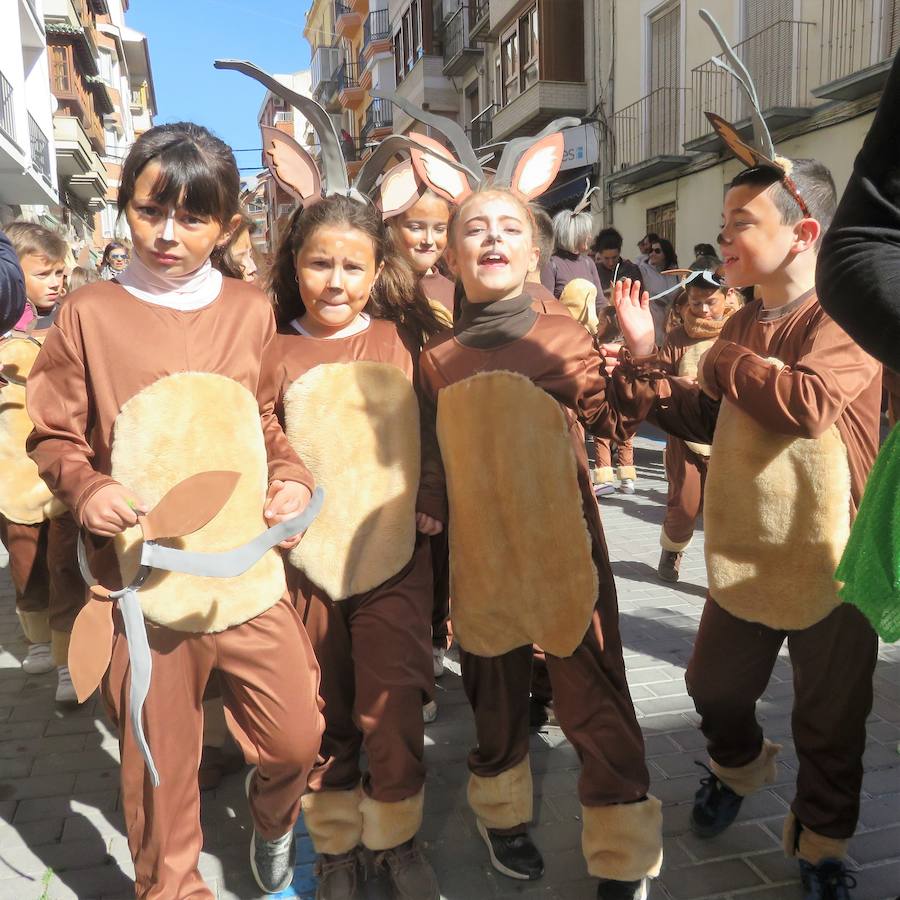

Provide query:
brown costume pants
left=296, top=536, right=433, bottom=805
left=662, top=438, right=707, bottom=550
left=594, top=436, right=635, bottom=470
left=0, top=513, right=85, bottom=662
left=102, top=598, right=323, bottom=900
left=430, top=531, right=451, bottom=650
left=686, top=598, right=877, bottom=842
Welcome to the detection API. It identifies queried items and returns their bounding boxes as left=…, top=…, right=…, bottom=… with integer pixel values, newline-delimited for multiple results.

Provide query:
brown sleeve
left=25, top=318, right=117, bottom=525
left=701, top=316, right=881, bottom=438
left=415, top=352, right=448, bottom=523
left=656, top=334, right=681, bottom=375
left=545, top=331, right=658, bottom=441
left=257, top=317, right=316, bottom=492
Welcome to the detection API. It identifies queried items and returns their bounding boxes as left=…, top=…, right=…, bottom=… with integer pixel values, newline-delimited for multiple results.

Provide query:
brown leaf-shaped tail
left=140, top=470, right=241, bottom=541
left=69, top=598, right=115, bottom=703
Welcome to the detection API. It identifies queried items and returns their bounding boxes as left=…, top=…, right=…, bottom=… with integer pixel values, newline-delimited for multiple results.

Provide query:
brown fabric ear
left=261, top=125, right=322, bottom=201
left=379, top=159, right=423, bottom=219
left=705, top=113, right=773, bottom=170
left=510, top=133, right=565, bottom=201
left=68, top=597, right=115, bottom=703
left=409, top=133, right=471, bottom=203
left=139, top=470, right=241, bottom=541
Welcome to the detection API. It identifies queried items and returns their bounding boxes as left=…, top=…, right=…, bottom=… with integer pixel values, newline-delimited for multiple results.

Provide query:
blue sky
left=127, top=0, right=313, bottom=180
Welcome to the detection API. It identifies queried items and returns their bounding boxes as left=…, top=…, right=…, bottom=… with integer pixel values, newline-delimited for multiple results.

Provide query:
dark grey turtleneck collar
left=454, top=293, right=537, bottom=349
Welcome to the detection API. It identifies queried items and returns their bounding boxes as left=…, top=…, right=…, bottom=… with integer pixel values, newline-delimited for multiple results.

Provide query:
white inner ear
left=514, top=145, right=560, bottom=199
left=420, top=152, right=468, bottom=200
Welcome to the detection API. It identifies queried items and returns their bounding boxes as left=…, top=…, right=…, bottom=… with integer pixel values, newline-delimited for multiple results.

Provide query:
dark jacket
left=0, top=231, right=26, bottom=334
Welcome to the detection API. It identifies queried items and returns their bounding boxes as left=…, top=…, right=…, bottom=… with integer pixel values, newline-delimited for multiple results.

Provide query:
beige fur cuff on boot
left=660, top=530, right=692, bottom=553
left=782, top=811, right=849, bottom=864
left=467, top=755, right=533, bottom=831
left=302, top=787, right=364, bottom=855
left=592, top=466, right=615, bottom=486
left=17, top=609, right=50, bottom=645
left=616, top=466, right=637, bottom=482
left=360, top=789, right=424, bottom=852
left=711, top=739, right=781, bottom=797
left=51, top=630, right=70, bottom=668
left=582, top=797, right=663, bottom=882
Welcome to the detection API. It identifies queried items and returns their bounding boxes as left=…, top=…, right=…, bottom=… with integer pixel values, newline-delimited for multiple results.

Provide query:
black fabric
left=816, top=51, right=900, bottom=370
left=0, top=231, right=26, bottom=334
left=454, top=293, right=537, bottom=349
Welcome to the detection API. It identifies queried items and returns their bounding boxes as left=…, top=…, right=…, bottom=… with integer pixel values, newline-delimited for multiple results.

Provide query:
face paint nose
left=162, top=211, right=176, bottom=241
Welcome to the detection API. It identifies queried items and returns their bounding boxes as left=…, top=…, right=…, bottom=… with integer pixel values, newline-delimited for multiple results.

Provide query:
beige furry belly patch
left=0, top=338, right=65, bottom=524
left=437, top=370, right=597, bottom=657
left=704, top=398, right=852, bottom=630
left=283, top=361, right=419, bottom=600
left=677, top=341, right=714, bottom=458
left=111, top=372, right=286, bottom=633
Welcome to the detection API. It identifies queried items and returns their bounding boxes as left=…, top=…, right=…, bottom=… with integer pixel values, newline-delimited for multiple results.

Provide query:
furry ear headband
left=698, top=9, right=810, bottom=216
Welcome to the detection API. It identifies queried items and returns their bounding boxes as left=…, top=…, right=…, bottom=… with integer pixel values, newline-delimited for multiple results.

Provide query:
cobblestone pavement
left=0, top=432, right=898, bottom=900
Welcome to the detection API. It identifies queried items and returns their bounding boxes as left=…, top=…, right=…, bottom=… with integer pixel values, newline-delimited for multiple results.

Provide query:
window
left=499, top=5, right=537, bottom=106
left=648, top=3, right=680, bottom=156
left=646, top=202, right=676, bottom=247
left=393, top=1, right=423, bottom=83
left=50, top=45, right=70, bottom=93
left=98, top=48, right=114, bottom=85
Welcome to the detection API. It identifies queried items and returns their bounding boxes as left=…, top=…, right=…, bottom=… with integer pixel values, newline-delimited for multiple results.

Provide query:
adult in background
left=541, top=207, right=603, bottom=300
left=637, top=237, right=680, bottom=345
left=0, top=229, right=26, bottom=332
left=98, top=240, right=129, bottom=280
left=692, top=243, right=719, bottom=263
left=593, top=228, right=642, bottom=299
left=636, top=231, right=660, bottom=264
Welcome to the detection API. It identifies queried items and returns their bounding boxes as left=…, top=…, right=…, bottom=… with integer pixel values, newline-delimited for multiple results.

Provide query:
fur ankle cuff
left=711, top=739, right=781, bottom=797
left=51, top=629, right=70, bottom=668
left=592, top=466, right=615, bottom=485
left=582, top=797, right=663, bottom=881
left=660, top=530, right=692, bottom=553
left=360, top=789, right=424, bottom=851
left=782, top=811, right=849, bottom=863
left=17, top=609, right=50, bottom=645
left=616, top=466, right=637, bottom=482
left=468, top=755, right=533, bottom=831
left=302, top=787, right=364, bottom=854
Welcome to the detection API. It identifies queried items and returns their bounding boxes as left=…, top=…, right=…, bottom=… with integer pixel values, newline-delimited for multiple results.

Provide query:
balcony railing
left=469, top=0, right=489, bottom=36
left=0, top=70, right=15, bottom=143
left=612, top=88, right=687, bottom=171
left=334, top=0, right=352, bottom=19
left=363, top=8, right=392, bottom=48
left=340, top=135, right=366, bottom=163
left=336, top=60, right=360, bottom=92
left=443, top=5, right=482, bottom=72
left=468, top=103, right=497, bottom=149
left=362, top=97, right=393, bottom=141
left=687, top=19, right=814, bottom=145
left=819, top=0, right=900, bottom=86
left=311, top=44, right=343, bottom=99
left=29, top=114, right=52, bottom=184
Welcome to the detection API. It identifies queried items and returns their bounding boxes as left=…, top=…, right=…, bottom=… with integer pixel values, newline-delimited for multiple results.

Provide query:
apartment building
left=256, top=70, right=312, bottom=252
left=0, top=0, right=60, bottom=220
left=387, top=0, right=600, bottom=209
left=601, top=0, right=895, bottom=263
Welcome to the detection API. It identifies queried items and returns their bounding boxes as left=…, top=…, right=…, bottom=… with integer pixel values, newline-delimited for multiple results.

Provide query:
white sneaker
left=423, top=700, right=438, bottom=724
left=593, top=482, right=616, bottom=497
left=432, top=646, right=446, bottom=678
left=55, top=665, right=78, bottom=703
left=618, top=479, right=635, bottom=494
left=22, top=642, right=54, bottom=674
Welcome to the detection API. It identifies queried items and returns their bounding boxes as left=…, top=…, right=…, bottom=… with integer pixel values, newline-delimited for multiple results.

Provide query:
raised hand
left=613, top=278, right=657, bottom=358
left=81, top=483, right=146, bottom=537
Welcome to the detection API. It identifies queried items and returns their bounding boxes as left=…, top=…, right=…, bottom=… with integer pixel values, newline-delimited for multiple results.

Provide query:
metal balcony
left=468, top=103, right=496, bottom=149
left=29, top=114, right=52, bottom=185
left=0, top=70, right=15, bottom=144
left=686, top=19, right=815, bottom=151
left=362, top=97, right=393, bottom=142
left=469, top=0, right=489, bottom=38
left=363, top=8, right=392, bottom=50
left=814, top=0, right=899, bottom=100
left=610, top=87, right=691, bottom=183
left=311, top=45, right=343, bottom=105
left=442, top=5, right=483, bottom=75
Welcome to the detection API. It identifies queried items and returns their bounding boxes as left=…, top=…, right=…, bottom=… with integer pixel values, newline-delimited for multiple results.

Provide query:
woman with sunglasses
left=637, top=237, right=680, bottom=345
left=98, top=241, right=130, bottom=281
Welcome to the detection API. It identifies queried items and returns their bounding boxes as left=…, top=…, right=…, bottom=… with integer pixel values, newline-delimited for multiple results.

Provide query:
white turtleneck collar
left=116, top=252, right=223, bottom=311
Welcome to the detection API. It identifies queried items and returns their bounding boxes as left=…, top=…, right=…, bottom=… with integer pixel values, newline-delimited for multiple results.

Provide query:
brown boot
left=657, top=549, right=682, bottom=583
left=374, top=838, right=439, bottom=900
left=314, top=849, right=363, bottom=900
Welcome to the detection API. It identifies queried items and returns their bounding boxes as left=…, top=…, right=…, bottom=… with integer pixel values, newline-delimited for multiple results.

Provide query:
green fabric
left=837, top=423, right=900, bottom=641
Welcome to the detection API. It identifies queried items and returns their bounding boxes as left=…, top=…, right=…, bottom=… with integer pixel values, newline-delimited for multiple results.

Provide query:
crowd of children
left=0, top=35, right=892, bottom=900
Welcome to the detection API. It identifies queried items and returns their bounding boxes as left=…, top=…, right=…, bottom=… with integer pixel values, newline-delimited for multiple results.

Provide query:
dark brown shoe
left=657, top=549, right=682, bottom=583
left=314, top=849, right=363, bottom=900
left=375, top=838, right=439, bottom=899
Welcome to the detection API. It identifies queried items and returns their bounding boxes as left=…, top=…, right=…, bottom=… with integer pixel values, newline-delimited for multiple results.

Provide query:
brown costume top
left=648, top=289, right=881, bottom=630
left=418, top=292, right=656, bottom=657
left=25, top=279, right=313, bottom=623
left=524, top=280, right=571, bottom=317
left=272, top=316, right=423, bottom=601
left=420, top=271, right=455, bottom=316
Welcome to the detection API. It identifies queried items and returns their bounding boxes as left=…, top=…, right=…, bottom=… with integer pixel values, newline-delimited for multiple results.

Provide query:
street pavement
left=0, top=431, right=898, bottom=899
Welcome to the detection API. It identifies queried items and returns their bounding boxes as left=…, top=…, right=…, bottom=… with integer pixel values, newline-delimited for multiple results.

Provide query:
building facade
left=0, top=0, right=60, bottom=221
left=600, top=0, right=895, bottom=263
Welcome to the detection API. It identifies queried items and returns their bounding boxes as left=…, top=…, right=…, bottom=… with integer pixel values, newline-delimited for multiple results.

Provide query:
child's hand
left=416, top=512, right=444, bottom=536
left=82, top=483, right=146, bottom=537
left=613, top=278, right=656, bottom=358
left=265, top=480, right=313, bottom=549
left=598, top=342, right=622, bottom=376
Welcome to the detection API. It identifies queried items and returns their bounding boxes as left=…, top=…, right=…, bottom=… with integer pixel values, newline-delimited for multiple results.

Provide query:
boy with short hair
left=0, top=222, right=83, bottom=701
left=593, top=228, right=642, bottom=297
left=615, top=157, right=881, bottom=898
